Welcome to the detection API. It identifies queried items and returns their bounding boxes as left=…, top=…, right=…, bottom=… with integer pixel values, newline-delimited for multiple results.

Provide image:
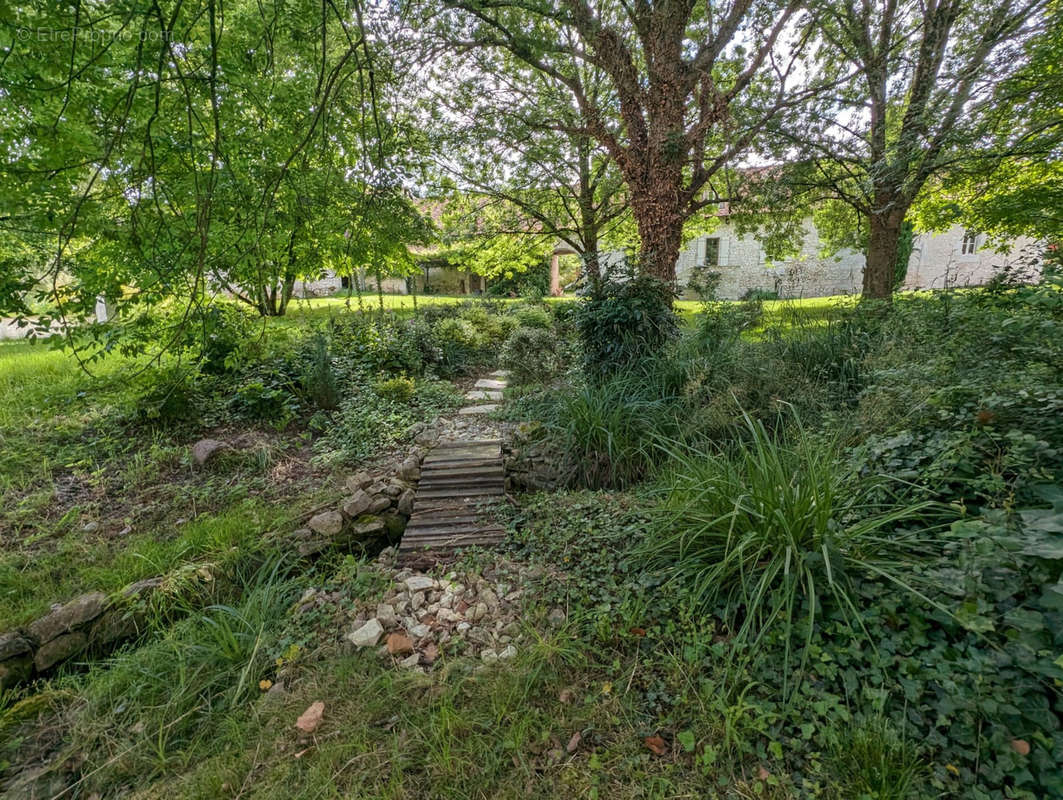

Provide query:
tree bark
left=863, top=208, right=907, bottom=299
left=631, top=188, right=684, bottom=285
left=550, top=253, right=562, bottom=296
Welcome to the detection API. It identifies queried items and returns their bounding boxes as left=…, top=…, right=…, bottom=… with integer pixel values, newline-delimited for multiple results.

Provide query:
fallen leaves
left=644, top=735, right=668, bottom=756
left=295, top=701, right=325, bottom=734
left=566, top=731, right=582, bottom=754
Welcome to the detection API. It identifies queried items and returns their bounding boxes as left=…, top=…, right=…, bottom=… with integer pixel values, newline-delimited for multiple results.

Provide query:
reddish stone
left=386, top=632, right=414, bottom=656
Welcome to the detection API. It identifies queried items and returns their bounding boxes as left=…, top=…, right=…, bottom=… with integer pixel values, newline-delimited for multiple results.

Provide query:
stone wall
left=0, top=567, right=223, bottom=690
left=293, top=271, right=409, bottom=298
left=0, top=443, right=429, bottom=690
left=902, top=229, right=1041, bottom=290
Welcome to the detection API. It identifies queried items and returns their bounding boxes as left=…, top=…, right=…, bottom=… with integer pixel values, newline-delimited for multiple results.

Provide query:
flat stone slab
left=464, top=390, right=503, bottom=401
left=473, top=379, right=507, bottom=390
left=488, top=370, right=510, bottom=378
left=457, top=404, right=500, bottom=415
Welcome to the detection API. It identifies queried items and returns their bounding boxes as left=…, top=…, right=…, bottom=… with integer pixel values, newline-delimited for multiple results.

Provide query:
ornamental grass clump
left=644, top=414, right=939, bottom=663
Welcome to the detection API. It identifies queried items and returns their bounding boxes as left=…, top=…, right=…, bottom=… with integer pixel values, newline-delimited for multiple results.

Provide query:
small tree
left=424, top=46, right=631, bottom=291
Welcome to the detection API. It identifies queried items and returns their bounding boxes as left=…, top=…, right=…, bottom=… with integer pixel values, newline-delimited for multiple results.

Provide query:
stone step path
left=399, top=372, right=510, bottom=558
left=456, top=370, right=509, bottom=415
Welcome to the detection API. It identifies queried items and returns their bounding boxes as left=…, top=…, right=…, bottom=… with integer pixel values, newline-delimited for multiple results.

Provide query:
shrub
left=431, top=317, right=490, bottom=374
left=229, top=379, right=301, bottom=428
left=500, top=326, right=561, bottom=384
left=330, top=315, right=422, bottom=376
left=740, top=287, right=779, bottom=302
left=301, top=330, right=339, bottom=411
left=508, top=304, right=553, bottom=330
left=575, top=276, right=678, bottom=376
left=374, top=375, right=416, bottom=403
left=130, top=365, right=207, bottom=427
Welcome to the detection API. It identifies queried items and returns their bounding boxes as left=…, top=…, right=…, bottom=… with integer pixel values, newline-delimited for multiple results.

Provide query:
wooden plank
left=417, top=477, right=505, bottom=490
left=399, top=532, right=506, bottom=550
left=434, top=439, right=502, bottom=449
left=415, top=487, right=505, bottom=500
left=406, top=517, right=483, bottom=528
left=401, top=527, right=506, bottom=542
left=397, top=431, right=509, bottom=555
left=421, top=455, right=502, bottom=468
left=425, top=441, right=500, bottom=455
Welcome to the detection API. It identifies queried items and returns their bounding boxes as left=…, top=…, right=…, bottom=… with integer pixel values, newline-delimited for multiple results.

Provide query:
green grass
left=0, top=341, right=132, bottom=489
left=0, top=499, right=288, bottom=629
left=0, top=340, right=316, bottom=629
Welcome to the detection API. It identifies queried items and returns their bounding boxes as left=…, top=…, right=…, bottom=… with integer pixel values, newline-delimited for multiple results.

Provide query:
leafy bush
left=330, top=315, right=422, bottom=376
left=575, top=276, right=678, bottom=375
left=500, top=326, right=561, bottom=384
left=740, top=287, right=779, bottom=301
left=130, top=365, right=208, bottom=428
left=229, top=378, right=301, bottom=428
left=374, top=375, right=416, bottom=403
left=508, top=303, right=553, bottom=330
left=431, top=317, right=490, bottom=374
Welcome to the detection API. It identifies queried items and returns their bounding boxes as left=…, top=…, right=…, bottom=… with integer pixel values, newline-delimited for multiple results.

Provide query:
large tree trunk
left=863, top=208, right=907, bottom=300
left=631, top=189, right=684, bottom=286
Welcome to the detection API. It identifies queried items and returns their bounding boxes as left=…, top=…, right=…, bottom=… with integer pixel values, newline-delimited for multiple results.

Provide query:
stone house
left=292, top=266, right=487, bottom=298
left=673, top=219, right=1040, bottom=300
left=293, top=221, right=1038, bottom=301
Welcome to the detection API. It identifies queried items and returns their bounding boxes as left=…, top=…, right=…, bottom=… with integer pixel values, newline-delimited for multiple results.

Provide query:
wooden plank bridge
left=398, top=438, right=507, bottom=556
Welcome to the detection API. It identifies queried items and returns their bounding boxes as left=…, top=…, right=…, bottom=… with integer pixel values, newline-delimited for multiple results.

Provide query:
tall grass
left=540, top=362, right=690, bottom=489
left=60, top=558, right=298, bottom=791
left=642, top=414, right=939, bottom=687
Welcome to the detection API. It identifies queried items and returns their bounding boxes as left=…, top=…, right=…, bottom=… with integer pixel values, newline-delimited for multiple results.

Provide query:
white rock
left=479, top=588, right=499, bottom=609
left=410, top=592, right=425, bottom=611
left=399, top=653, right=421, bottom=669
left=348, top=619, right=384, bottom=647
left=456, top=622, right=471, bottom=634
left=481, top=648, right=499, bottom=663
left=409, top=623, right=431, bottom=639
left=437, top=608, right=462, bottom=623
left=308, top=510, right=344, bottom=538
left=406, top=576, right=436, bottom=593
left=376, top=603, right=398, bottom=628
left=468, top=602, right=488, bottom=622
left=498, top=644, right=518, bottom=660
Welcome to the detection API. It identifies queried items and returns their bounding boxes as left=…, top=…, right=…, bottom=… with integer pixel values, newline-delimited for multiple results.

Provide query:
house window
left=961, top=230, right=978, bottom=255
left=704, top=237, right=720, bottom=267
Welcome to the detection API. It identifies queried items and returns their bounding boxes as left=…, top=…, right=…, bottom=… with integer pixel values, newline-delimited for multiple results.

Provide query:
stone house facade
left=292, top=222, right=1038, bottom=301
left=674, top=220, right=1039, bottom=299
